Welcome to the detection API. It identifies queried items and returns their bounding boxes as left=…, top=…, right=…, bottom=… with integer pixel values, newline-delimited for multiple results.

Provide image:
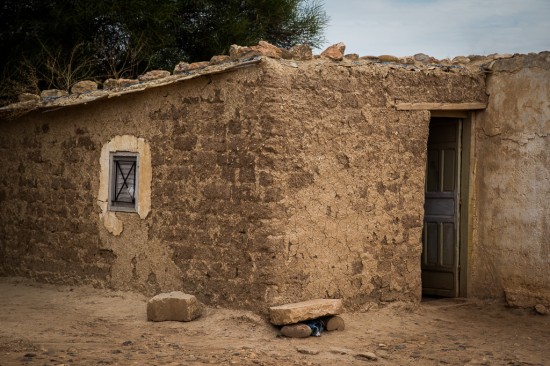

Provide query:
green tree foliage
left=0, top=0, right=328, bottom=105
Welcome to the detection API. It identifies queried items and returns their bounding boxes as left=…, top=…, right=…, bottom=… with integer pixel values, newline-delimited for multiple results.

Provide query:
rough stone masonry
left=1, top=41, right=517, bottom=313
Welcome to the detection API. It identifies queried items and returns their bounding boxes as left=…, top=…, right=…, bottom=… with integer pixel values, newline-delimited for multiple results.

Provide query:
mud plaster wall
left=0, top=58, right=486, bottom=311
left=471, top=52, right=550, bottom=307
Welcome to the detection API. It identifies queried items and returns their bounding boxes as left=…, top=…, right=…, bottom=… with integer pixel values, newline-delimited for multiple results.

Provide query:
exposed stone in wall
left=471, top=52, right=550, bottom=308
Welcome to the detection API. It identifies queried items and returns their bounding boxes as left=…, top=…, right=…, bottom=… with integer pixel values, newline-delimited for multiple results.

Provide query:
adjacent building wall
left=471, top=52, right=550, bottom=307
left=0, top=57, right=486, bottom=311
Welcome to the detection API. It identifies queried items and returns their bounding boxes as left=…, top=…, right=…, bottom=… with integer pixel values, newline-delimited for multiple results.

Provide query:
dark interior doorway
left=421, top=117, right=463, bottom=297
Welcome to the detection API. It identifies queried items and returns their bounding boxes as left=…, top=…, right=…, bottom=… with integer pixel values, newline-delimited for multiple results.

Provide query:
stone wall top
left=0, top=40, right=545, bottom=119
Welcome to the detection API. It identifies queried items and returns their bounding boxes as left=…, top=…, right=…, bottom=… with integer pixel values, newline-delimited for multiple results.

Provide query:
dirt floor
left=0, top=278, right=549, bottom=366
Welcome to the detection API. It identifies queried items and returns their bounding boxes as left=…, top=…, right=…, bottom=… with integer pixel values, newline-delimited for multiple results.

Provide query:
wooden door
left=422, top=118, right=461, bottom=297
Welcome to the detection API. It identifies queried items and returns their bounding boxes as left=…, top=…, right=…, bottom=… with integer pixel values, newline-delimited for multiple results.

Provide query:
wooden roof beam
left=395, top=102, right=487, bottom=111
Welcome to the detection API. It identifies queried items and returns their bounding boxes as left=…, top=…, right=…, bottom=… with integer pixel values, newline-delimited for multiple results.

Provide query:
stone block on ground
left=269, top=299, right=343, bottom=325
left=324, top=315, right=345, bottom=331
left=147, top=291, right=201, bottom=322
left=280, top=324, right=312, bottom=338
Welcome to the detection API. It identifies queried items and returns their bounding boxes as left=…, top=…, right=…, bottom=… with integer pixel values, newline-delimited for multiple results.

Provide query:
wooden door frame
left=430, top=110, right=473, bottom=297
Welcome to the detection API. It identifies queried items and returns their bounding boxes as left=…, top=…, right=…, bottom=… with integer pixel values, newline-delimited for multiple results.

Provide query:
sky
left=319, top=0, right=550, bottom=59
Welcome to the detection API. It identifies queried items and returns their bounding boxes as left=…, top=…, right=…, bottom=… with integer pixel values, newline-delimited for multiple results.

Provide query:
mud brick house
left=1, top=43, right=549, bottom=311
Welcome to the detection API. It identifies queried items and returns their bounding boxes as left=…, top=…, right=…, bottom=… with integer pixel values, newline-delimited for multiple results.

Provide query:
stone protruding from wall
left=138, top=70, right=170, bottom=82
left=229, top=44, right=262, bottom=60
left=147, top=291, right=202, bottom=322
left=210, top=55, right=231, bottom=65
left=103, top=78, right=139, bottom=90
left=289, top=44, right=313, bottom=60
left=378, top=55, right=400, bottom=63
left=269, top=299, right=343, bottom=325
left=321, top=42, right=346, bottom=61
left=40, top=89, right=68, bottom=99
left=252, top=41, right=283, bottom=59
left=173, top=61, right=190, bottom=74
left=70, top=80, right=98, bottom=94
left=18, top=93, right=40, bottom=102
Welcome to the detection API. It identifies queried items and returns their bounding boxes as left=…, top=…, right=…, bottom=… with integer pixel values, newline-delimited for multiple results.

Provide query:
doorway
left=421, top=116, right=469, bottom=297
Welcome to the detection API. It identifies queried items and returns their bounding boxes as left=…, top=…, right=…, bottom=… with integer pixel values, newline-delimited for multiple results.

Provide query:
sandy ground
left=0, top=278, right=549, bottom=366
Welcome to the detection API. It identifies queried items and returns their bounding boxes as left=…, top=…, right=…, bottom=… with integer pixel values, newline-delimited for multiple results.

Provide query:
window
left=109, top=152, right=139, bottom=212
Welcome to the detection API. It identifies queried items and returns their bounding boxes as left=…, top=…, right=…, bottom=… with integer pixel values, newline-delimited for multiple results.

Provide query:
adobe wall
left=471, top=52, right=550, bottom=307
left=0, top=57, right=486, bottom=311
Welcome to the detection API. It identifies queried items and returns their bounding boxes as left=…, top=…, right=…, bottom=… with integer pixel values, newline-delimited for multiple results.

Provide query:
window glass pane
left=111, top=155, right=137, bottom=210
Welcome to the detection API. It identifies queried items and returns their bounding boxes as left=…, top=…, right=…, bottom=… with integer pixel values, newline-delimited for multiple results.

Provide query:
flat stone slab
left=269, top=299, right=343, bottom=325
left=147, top=291, right=201, bottom=322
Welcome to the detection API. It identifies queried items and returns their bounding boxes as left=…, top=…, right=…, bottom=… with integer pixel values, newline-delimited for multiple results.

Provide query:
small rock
left=280, top=323, right=312, bottom=338
left=23, top=353, right=36, bottom=358
left=344, top=53, right=359, bottom=61
left=70, top=80, right=97, bottom=94
left=229, top=44, right=261, bottom=60
left=329, top=347, right=351, bottom=355
left=399, top=56, right=415, bottom=64
left=147, top=291, right=202, bottom=322
left=414, top=53, right=432, bottom=64
left=173, top=61, right=190, bottom=74
left=325, top=315, right=345, bottom=331
left=493, top=53, right=513, bottom=60
left=289, top=44, right=313, bottom=61
left=452, top=56, right=471, bottom=64
left=321, top=42, right=346, bottom=61
left=18, top=93, right=40, bottom=102
left=138, top=70, right=170, bottom=82
left=122, top=340, right=133, bottom=346
left=355, top=352, right=378, bottom=361
left=40, top=89, right=69, bottom=99
left=535, top=304, right=548, bottom=315
left=187, top=61, right=210, bottom=71
left=296, top=347, right=320, bottom=355
left=269, top=298, right=343, bottom=325
left=378, top=55, right=399, bottom=62
left=210, top=55, right=231, bottom=65
left=103, top=78, right=139, bottom=89
left=251, top=41, right=282, bottom=59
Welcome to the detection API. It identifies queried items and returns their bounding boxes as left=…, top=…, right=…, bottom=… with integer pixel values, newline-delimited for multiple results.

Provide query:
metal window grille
left=110, top=154, right=138, bottom=211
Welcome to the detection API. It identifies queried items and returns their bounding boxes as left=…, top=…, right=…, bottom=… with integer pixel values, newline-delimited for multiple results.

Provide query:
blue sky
left=319, top=0, right=550, bottom=58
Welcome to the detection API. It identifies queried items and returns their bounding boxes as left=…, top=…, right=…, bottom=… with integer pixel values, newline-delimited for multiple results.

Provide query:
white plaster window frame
left=108, top=152, right=139, bottom=213
left=98, top=135, right=151, bottom=236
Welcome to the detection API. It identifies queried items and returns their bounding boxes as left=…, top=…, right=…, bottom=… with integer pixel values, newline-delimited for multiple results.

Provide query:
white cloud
left=319, top=0, right=550, bottom=57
